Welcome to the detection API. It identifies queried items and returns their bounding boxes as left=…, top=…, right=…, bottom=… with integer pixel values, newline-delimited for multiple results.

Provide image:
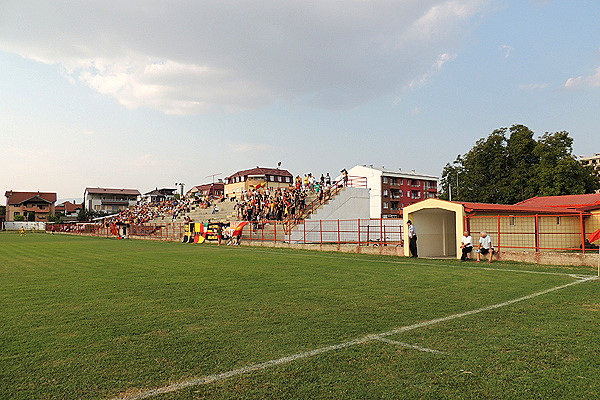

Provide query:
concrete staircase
left=149, top=200, right=239, bottom=224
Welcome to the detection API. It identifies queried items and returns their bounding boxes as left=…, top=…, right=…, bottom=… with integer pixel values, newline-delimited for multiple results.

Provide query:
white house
left=84, top=187, right=140, bottom=214
left=347, top=165, right=438, bottom=219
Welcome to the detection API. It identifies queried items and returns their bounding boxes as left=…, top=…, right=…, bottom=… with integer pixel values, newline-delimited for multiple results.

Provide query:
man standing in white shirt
left=476, top=231, right=494, bottom=263
left=407, top=220, right=418, bottom=258
left=460, top=231, right=473, bottom=261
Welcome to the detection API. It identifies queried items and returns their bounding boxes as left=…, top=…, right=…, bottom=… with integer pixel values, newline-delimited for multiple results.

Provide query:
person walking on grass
left=20, top=226, right=25, bottom=236
left=407, top=220, right=418, bottom=258
left=476, top=231, right=494, bottom=263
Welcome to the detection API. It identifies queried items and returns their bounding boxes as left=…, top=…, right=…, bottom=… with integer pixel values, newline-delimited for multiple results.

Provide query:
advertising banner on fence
left=183, top=221, right=246, bottom=244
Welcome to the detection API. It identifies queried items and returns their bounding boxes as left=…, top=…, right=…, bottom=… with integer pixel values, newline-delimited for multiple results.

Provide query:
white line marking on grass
left=375, top=337, right=445, bottom=354
left=109, top=276, right=597, bottom=400
left=233, top=247, right=596, bottom=278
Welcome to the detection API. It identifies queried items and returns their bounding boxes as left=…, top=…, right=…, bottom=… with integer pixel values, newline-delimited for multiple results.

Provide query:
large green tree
left=439, top=125, right=599, bottom=204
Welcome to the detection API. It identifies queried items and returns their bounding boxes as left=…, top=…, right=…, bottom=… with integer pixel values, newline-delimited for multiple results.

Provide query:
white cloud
left=565, top=67, right=600, bottom=89
left=499, top=44, right=513, bottom=58
left=0, top=0, right=493, bottom=114
left=409, top=53, right=457, bottom=88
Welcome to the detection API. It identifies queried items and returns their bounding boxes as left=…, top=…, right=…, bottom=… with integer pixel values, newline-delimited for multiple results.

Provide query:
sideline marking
left=109, top=276, right=597, bottom=400
left=228, top=246, right=596, bottom=278
left=375, top=337, right=445, bottom=354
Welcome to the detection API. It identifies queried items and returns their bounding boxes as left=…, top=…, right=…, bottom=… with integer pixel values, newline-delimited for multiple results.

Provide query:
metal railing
left=465, top=213, right=597, bottom=253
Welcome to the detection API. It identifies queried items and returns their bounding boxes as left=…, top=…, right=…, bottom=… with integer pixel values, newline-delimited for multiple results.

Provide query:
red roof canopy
left=515, top=193, right=600, bottom=209
left=456, top=201, right=589, bottom=215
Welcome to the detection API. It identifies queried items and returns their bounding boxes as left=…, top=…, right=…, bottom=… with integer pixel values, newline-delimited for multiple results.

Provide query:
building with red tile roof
left=224, top=167, right=293, bottom=197
left=4, top=191, right=57, bottom=222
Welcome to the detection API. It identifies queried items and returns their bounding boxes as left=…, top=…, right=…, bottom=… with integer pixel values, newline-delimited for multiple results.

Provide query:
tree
left=77, top=206, right=89, bottom=222
left=440, top=125, right=599, bottom=204
left=27, top=212, right=36, bottom=222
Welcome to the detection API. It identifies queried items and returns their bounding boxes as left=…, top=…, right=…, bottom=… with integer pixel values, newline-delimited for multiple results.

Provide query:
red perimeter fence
left=465, top=213, right=597, bottom=254
left=46, top=218, right=404, bottom=247
left=46, top=212, right=596, bottom=254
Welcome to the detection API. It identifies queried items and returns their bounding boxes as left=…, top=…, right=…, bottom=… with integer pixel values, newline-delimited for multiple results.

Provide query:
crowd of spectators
left=97, top=170, right=345, bottom=225
left=234, top=171, right=342, bottom=222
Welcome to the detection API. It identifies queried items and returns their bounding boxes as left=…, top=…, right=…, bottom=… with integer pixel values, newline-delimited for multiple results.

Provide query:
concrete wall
left=348, top=165, right=382, bottom=218
left=308, top=187, right=370, bottom=221
left=4, top=221, right=46, bottom=231
left=289, top=187, right=371, bottom=244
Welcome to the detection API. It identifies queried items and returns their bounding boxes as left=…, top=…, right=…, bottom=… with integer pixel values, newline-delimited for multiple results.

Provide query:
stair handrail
left=283, top=176, right=367, bottom=233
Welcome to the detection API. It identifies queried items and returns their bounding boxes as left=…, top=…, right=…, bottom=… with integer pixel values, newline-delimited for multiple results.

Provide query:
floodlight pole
left=175, top=182, right=185, bottom=197
left=206, top=173, right=222, bottom=185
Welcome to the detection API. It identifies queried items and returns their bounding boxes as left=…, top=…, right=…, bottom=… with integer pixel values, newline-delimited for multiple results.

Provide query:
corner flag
left=589, top=228, right=600, bottom=243
left=590, top=228, right=600, bottom=278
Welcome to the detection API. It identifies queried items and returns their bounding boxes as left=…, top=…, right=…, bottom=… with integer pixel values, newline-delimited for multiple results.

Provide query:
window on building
left=383, top=177, right=388, bottom=184
left=510, top=217, right=516, bottom=226
left=95, top=205, right=100, bottom=211
left=556, top=217, right=561, bottom=225
left=278, top=176, right=282, bottom=182
left=383, top=189, right=388, bottom=197
left=399, top=190, right=403, bottom=197
left=383, top=202, right=388, bottom=209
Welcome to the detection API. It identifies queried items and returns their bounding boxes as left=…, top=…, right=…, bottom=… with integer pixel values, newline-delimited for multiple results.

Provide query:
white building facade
left=84, top=188, right=140, bottom=214
left=348, top=165, right=439, bottom=219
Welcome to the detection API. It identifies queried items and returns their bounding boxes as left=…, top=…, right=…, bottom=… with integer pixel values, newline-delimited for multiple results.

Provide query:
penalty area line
left=109, top=276, right=597, bottom=400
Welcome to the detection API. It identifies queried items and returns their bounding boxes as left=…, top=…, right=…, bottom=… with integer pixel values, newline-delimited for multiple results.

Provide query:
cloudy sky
left=1, top=0, right=599, bottom=202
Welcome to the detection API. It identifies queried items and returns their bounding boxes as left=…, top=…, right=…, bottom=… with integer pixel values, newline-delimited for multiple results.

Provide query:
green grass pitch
left=1, top=232, right=599, bottom=399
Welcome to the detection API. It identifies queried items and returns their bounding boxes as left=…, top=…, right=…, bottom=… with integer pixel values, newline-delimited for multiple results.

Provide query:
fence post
left=383, top=224, right=386, bottom=246
left=380, top=218, right=383, bottom=245
left=320, top=220, right=323, bottom=245
left=262, top=221, right=264, bottom=243
left=358, top=219, right=361, bottom=247
left=580, top=213, right=586, bottom=254
left=497, top=215, right=501, bottom=251
left=274, top=220, right=277, bottom=243
left=303, top=220, right=306, bottom=244
left=337, top=219, right=340, bottom=246
left=535, top=214, right=540, bottom=252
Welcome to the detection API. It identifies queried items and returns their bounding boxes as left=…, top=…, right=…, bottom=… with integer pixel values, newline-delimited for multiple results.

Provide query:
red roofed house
left=55, top=201, right=82, bottom=218
left=4, top=191, right=57, bottom=222
left=402, top=195, right=600, bottom=259
left=84, top=188, right=140, bottom=214
left=186, top=182, right=225, bottom=198
left=224, top=167, right=293, bottom=197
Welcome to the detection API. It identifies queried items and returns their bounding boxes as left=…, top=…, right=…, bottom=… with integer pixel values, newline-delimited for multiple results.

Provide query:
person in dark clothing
left=407, top=220, right=418, bottom=258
